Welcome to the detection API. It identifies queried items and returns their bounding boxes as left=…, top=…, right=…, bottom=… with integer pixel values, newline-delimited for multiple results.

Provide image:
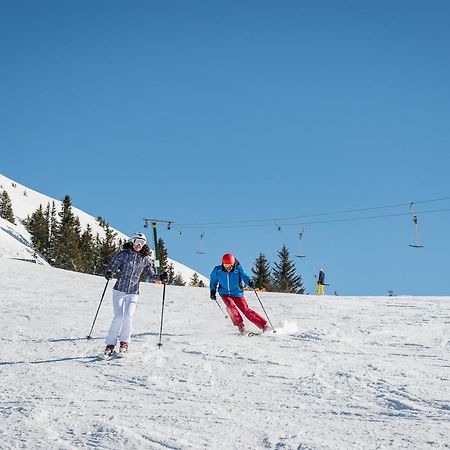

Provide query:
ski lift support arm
left=143, top=218, right=174, bottom=274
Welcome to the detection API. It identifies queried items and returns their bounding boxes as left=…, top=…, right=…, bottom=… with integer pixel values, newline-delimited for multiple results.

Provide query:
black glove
left=210, top=291, right=217, bottom=301
left=159, top=272, right=168, bottom=282
left=248, top=280, right=255, bottom=288
left=105, top=270, right=113, bottom=280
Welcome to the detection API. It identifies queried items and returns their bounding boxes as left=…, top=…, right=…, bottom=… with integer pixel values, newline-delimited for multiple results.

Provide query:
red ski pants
left=220, top=295, right=267, bottom=329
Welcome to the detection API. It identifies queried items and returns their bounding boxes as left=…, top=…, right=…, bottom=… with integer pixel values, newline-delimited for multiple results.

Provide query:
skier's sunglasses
left=131, top=238, right=146, bottom=246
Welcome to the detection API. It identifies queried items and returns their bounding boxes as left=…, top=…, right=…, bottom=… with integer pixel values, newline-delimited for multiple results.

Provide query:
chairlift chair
left=295, top=225, right=306, bottom=258
left=409, top=202, right=424, bottom=248
left=197, top=232, right=206, bottom=254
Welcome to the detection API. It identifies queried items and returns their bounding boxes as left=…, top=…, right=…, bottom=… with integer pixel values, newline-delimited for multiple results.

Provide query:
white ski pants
left=106, top=290, right=139, bottom=345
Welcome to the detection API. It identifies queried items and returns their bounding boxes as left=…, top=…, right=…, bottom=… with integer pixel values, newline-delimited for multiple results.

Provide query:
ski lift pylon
left=409, top=202, right=424, bottom=248
left=295, top=224, right=306, bottom=258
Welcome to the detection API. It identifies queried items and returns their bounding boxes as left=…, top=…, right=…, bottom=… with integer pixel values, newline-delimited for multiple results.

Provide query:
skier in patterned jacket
left=210, top=253, right=270, bottom=335
left=102, top=232, right=165, bottom=357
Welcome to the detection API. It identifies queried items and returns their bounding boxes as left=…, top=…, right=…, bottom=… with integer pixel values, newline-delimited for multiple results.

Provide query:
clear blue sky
left=2, top=1, right=450, bottom=295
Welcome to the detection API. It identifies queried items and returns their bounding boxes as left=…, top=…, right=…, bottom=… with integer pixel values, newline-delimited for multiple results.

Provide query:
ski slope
left=0, top=173, right=208, bottom=285
left=1, top=259, right=449, bottom=449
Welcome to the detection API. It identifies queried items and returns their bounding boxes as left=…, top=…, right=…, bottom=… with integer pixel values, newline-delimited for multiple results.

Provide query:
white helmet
left=131, top=232, right=147, bottom=246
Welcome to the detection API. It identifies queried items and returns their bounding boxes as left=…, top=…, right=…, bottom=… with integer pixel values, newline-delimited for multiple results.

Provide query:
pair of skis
left=98, top=349, right=128, bottom=361
left=240, top=331, right=263, bottom=337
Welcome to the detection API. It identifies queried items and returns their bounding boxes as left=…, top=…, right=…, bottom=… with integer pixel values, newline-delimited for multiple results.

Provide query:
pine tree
left=46, top=202, right=58, bottom=264
left=24, top=205, right=49, bottom=256
left=157, top=238, right=169, bottom=275
left=53, top=195, right=83, bottom=271
left=251, top=253, right=273, bottom=291
left=173, top=273, right=186, bottom=286
left=79, top=225, right=97, bottom=274
left=272, top=245, right=304, bottom=294
left=166, top=262, right=176, bottom=284
left=0, top=190, right=16, bottom=224
left=96, top=220, right=118, bottom=275
left=189, top=272, right=200, bottom=287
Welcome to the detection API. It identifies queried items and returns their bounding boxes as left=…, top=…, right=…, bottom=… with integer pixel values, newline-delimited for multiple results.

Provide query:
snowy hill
left=0, top=173, right=208, bottom=284
left=0, top=216, right=48, bottom=264
left=1, top=258, right=449, bottom=449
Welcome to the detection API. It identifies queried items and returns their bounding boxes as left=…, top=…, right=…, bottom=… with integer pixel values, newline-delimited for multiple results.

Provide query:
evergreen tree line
left=188, top=272, right=206, bottom=288
left=159, top=242, right=304, bottom=294
left=24, top=195, right=121, bottom=275
left=251, top=245, right=304, bottom=294
left=24, top=196, right=188, bottom=285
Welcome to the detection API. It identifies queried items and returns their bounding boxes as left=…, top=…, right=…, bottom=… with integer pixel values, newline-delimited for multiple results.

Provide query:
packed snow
left=1, top=259, right=449, bottom=449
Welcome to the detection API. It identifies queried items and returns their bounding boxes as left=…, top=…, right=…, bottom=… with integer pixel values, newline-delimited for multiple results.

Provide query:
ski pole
left=213, top=297, right=228, bottom=319
left=252, top=288, right=276, bottom=333
left=86, top=279, right=109, bottom=340
left=157, top=283, right=167, bottom=348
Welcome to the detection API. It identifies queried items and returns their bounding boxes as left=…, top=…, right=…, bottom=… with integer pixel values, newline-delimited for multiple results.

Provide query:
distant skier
left=102, top=232, right=166, bottom=358
left=316, top=268, right=325, bottom=295
left=210, top=253, right=270, bottom=335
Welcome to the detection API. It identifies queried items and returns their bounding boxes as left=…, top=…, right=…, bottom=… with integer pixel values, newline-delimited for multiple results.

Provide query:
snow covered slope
left=0, top=173, right=208, bottom=284
left=0, top=216, right=48, bottom=264
left=1, top=259, right=449, bottom=449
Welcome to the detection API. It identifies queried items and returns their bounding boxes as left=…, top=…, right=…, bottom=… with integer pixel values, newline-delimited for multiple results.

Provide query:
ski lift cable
left=177, top=207, right=450, bottom=230
left=284, top=207, right=450, bottom=227
left=178, top=196, right=450, bottom=228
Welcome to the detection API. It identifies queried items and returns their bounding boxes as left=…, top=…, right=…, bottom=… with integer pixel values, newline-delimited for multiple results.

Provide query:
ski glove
left=248, top=280, right=255, bottom=288
left=159, top=272, right=168, bottom=282
left=210, top=291, right=217, bottom=301
left=105, top=270, right=113, bottom=280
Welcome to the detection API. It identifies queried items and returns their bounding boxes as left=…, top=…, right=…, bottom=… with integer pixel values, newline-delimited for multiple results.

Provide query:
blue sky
left=2, top=1, right=450, bottom=295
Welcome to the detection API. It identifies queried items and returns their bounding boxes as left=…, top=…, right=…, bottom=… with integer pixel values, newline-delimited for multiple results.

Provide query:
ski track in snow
left=1, top=259, right=450, bottom=449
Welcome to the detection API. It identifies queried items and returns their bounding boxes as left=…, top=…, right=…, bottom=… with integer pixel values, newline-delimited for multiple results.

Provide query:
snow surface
left=0, top=173, right=208, bottom=285
left=1, top=259, right=449, bottom=449
left=0, top=217, right=48, bottom=265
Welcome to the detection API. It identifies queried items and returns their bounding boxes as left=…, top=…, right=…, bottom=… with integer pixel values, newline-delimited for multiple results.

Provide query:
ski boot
left=238, top=325, right=246, bottom=336
left=100, top=345, right=116, bottom=360
left=117, top=341, right=129, bottom=358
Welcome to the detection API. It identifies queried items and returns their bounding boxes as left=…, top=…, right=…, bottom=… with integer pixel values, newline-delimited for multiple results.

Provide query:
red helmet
left=222, top=253, right=235, bottom=265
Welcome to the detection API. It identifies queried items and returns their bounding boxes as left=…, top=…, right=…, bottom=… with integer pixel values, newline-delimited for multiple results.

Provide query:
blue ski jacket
left=210, top=263, right=252, bottom=297
left=107, top=248, right=156, bottom=294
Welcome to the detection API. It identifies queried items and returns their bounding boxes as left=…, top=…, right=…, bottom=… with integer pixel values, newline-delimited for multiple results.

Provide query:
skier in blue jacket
left=210, top=253, right=269, bottom=335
